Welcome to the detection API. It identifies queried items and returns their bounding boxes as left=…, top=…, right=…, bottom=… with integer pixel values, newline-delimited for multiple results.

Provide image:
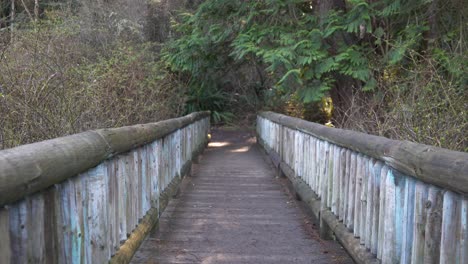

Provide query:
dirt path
left=131, top=129, right=353, bottom=264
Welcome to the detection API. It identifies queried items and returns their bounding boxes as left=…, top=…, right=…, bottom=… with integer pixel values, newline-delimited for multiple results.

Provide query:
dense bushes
left=0, top=0, right=466, bottom=152
left=0, top=5, right=187, bottom=149
left=162, top=0, right=467, bottom=151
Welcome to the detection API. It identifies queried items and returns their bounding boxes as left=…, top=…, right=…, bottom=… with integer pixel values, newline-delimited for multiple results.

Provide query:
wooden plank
left=332, top=145, right=340, bottom=214
left=382, top=169, right=396, bottom=263
left=440, top=191, right=461, bottom=263
left=359, top=156, right=368, bottom=244
left=327, top=143, right=333, bottom=209
left=343, top=150, right=351, bottom=224
left=0, top=207, right=11, bottom=264
left=394, top=171, right=405, bottom=261
left=149, top=141, right=159, bottom=209
left=354, top=154, right=363, bottom=238
left=317, top=140, right=323, bottom=198
left=57, top=181, right=71, bottom=263
left=346, top=152, right=357, bottom=230
left=364, top=158, right=375, bottom=249
left=322, top=142, right=330, bottom=209
left=125, top=153, right=135, bottom=235
left=370, top=161, right=383, bottom=255
left=9, top=200, right=28, bottom=264
left=461, top=199, right=468, bottom=264
left=314, top=139, right=320, bottom=193
left=42, top=187, right=58, bottom=264
left=338, top=148, right=347, bottom=221
left=259, top=112, right=468, bottom=195
left=28, top=193, right=45, bottom=263
left=117, top=156, right=127, bottom=243
left=86, top=164, right=108, bottom=263
left=107, top=160, right=119, bottom=253
left=423, top=186, right=443, bottom=264
left=69, top=178, right=83, bottom=263
left=377, top=165, right=388, bottom=259
left=401, top=177, right=415, bottom=264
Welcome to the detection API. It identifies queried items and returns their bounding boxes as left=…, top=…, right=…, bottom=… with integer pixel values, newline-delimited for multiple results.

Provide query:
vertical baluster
left=377, top=165, right=388, bottom=259
left=370, top=161, right=383, bottom=255
left=440, top=191, right=462, bottom=264
left=332, top=145, right=340, bottom=215
left=28, top=193, right=46, bottom=262
left=346, top=152, right=357, bottom=230
left=0, top=207, right=11, bottom=263
left=353, top=154, right=363, bottom=237
left=401, top=177, right=415, bottom=264
left=338, top=148, right=347, bottom=221
left=382, top=169, right=396, bottom=264
left=423, top=186, right=443, bottom=264
left=365, top=158, right=375, bottom=249
left=460, top=199, right=468, bottom=264
left=327, top=143, right=333, bottom=209
left=359, top=156, right=368, bottom=244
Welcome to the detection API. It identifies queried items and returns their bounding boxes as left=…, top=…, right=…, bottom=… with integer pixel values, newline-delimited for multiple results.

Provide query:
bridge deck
left=131, top=129, right=353, bottom=264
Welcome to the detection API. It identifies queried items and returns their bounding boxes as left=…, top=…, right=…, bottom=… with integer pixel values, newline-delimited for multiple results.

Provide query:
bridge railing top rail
left=259, top=111, right=468, bottom=195
left=0, top=111, right=210, bottom=206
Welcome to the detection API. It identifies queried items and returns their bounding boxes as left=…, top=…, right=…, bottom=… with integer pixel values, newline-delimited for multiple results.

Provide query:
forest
left=0, top=0, right=466, bottom=151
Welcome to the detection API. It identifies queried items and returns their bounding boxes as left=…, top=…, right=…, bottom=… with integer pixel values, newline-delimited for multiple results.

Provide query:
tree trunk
left=10, top=0, right=14, bottom=31
left=34, top=0, right=39, bottom=22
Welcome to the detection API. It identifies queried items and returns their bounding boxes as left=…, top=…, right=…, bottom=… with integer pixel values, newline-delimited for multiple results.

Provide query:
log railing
left=257, top=111, right=468, bottom=264
left=0, top=112, right=210, bottom=264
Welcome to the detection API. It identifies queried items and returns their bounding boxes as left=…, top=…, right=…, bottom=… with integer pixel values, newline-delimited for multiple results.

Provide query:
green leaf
left=362, top=77, right=377, bottom=91
left=277, top=69, right=301, bottom=85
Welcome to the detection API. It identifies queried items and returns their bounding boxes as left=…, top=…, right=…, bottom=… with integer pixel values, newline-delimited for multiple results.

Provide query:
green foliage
left=163, top=0, right=466, bottom=150
left=0, top=15, right=185, bottom=149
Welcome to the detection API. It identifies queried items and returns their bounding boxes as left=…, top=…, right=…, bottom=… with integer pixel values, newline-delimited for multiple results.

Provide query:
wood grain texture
left=0, top=117, right=210, bottom=264
left=259, top=111, right=468, bottom=195
left=257, top=115, right=467, bottom=264
left=0, top=112, right=210, bottom=207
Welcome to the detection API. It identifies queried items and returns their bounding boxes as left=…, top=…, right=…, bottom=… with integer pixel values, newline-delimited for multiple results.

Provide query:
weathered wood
left=347, top=152, right=357, bottom=230
left=321, top=210, right=380, bottom=264
left=339, top=148, right=347, bottom=221
left=332, top=145, right=340, bottom=214
left=401, top=177, right=415, bottom=264
left=461, top=199, right=468, bottom=264
left=0, top=207, right=11, bottom=263
left=257, top=115, right=468, bottom=264
left=0, top=116, right=208, bottom=264
left=370, top=161, right=382, bottom=255
left=327, top=143, right=334, bottom=210
left=259, top=111, right=468, bottom=195
left=354, top=154, right=363, bottom=238
left=0, top=112, right=210, bottom=207
left=423, top=186, right=443, bottom=264
left=382, top=169, right=396, bottom=264
left=440, top=191, right=461, bottom=263
left=364, top=158, right=374, bottom=249
left=110, top=207, right=159, bottom=264
left=377, top=165, right=388, bottom=259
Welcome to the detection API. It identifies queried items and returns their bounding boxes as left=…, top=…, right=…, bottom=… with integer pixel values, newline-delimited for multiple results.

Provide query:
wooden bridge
left=0, top=112, right=467, bottom=264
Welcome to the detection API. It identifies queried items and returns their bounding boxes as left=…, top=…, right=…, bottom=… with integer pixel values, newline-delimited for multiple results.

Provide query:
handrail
left=0, top=112, right=210, bottom=264
left=259, top=111, right=468, bottom=195
left=257, top=112, right=468, bottom=264
left=0, top=111, right=210, bottom=207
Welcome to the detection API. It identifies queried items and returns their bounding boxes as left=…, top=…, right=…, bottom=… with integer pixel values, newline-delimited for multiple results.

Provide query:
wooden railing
left=0, top=112, right=210, bottom=264
left=257, top=111, right=468, bottom=264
